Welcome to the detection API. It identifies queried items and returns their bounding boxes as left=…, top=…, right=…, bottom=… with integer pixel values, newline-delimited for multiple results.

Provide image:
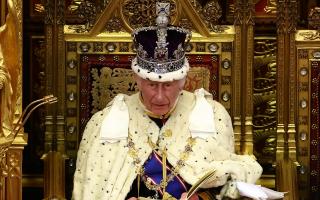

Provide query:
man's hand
left=180, top=192, right=199, bottom=200
left=127, top=197, right=138, bottom=200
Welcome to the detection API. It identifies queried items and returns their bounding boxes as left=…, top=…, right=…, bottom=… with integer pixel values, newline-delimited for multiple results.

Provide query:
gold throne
left=62, top=0, right=258, bottom=197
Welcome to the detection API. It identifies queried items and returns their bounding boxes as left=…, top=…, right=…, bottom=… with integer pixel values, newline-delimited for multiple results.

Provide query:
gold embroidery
left=162, top=192, right=177, bottom=200
left=163, top=129, right=172, bottom=137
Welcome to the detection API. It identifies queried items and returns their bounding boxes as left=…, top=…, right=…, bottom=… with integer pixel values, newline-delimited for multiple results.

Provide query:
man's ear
left=179, top=77, right=186, bottom=90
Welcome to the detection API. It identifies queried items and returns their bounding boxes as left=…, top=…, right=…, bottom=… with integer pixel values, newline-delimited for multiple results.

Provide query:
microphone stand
left=0, top=95, right=58, bottom=183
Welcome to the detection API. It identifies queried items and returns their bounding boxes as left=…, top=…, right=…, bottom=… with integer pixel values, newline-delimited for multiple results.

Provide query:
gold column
left=243, top=0, right=255, bottom=154
left=43, top=0, right=66, bottom=199
left=233, top=0, right=255, bottom=154
left=42, top=151, right=66, bottom=200
left=276, top=1, right=299, bottom=199
left=233, top=0, right=244, bottom=154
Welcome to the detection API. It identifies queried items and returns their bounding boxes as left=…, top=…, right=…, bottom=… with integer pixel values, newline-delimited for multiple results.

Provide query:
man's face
left=135, top=76, right=185, bottom=116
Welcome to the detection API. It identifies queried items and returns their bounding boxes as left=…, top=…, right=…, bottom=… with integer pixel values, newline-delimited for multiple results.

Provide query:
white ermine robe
left=73, top=90, right=262, bottom=200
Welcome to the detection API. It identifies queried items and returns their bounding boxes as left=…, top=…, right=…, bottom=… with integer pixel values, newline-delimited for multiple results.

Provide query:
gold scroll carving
left=264, top=0, right=277, bottom=14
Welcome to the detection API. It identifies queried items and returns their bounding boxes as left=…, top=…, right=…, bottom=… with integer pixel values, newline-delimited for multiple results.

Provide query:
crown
left=131, top=2, right=191, bottom=82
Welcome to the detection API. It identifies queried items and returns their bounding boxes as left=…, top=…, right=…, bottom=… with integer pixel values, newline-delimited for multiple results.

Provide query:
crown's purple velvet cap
left=133, top=26, right=187, bottom=59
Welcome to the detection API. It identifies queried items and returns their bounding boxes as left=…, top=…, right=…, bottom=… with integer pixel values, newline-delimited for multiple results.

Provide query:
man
left=73, top=3, right=263, bottom=200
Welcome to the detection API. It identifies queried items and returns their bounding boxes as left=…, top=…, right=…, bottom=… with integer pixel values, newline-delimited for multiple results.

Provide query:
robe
left=73, top=90, right=262, bottom=200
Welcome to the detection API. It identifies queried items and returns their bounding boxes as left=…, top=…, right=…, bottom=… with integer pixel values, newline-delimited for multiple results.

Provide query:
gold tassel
left=162, top=148, right=167, bottom=194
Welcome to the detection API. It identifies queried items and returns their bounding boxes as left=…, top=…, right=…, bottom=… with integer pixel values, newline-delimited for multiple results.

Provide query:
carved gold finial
left=308, top=7, right=320, bottom=30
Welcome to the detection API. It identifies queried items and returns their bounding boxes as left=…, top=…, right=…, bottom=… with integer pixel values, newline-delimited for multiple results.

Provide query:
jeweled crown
left=131, top=3, right=191, bottom=80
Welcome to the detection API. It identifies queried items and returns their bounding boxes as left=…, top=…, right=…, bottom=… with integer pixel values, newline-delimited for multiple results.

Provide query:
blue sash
left=143, top=151, right=188, bottom=199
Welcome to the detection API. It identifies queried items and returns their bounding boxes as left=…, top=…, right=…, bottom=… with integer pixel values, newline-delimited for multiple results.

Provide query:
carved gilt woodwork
left=296, top=31, right=320, bottom=199
left=0, top=0, right=21, bottom=138
left=229, top=0, right=277, bottom=21
left=0, top=0, right=26, bottom=200
left=308, top=7, right=320, bottom=30
left=276, top=0, right=299, bottom=200
left=264, top=0, right=277, bottom=14
left=43, top=0, right=67, bottom=199
left=253, top=37, right=277, bottom=169
left=233, top=0, right=255, bottom=155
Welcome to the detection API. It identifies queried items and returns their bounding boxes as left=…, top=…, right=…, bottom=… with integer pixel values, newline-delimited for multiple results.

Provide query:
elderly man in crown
left=72, top=3, right=284, bottom=200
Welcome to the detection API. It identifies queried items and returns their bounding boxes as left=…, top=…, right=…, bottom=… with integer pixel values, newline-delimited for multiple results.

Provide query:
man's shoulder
left=86, top=109, right=105, bottom=127
left=180, top=90, right=195, bottom=101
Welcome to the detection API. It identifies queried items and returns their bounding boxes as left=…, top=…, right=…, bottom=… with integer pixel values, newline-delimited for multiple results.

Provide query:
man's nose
left=155, top=86, right=165, bottom=101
